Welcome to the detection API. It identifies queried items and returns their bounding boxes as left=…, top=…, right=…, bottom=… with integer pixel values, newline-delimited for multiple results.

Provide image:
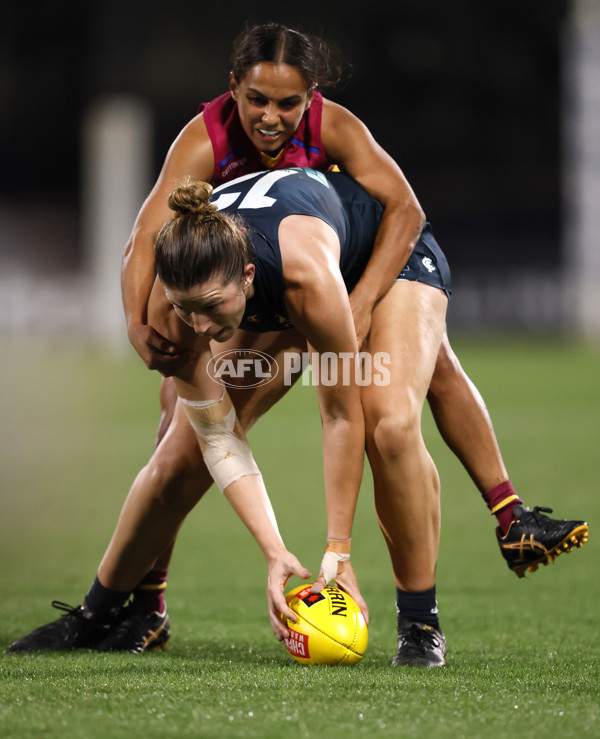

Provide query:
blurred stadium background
left=1, top=0, right=599, bottom=345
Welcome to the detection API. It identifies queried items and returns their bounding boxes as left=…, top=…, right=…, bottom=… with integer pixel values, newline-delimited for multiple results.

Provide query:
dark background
left=0, top=0, right=567, bottom=280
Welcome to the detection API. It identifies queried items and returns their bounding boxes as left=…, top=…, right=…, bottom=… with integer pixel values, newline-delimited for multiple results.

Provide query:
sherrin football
left=283, top=584, right=368, bottom=665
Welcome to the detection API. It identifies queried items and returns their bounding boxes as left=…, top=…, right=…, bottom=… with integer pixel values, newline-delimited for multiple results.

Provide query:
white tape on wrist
left=179, top=392, right=260, bottom=492
left=318, top=539, right=351, bottom=584
left=319, top=551, right=350, bottom=584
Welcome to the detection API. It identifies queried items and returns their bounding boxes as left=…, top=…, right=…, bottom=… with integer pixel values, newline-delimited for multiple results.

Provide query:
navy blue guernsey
left=210, top=167, right=450, bottom=332
left=210, top=168, right=384, bottom=332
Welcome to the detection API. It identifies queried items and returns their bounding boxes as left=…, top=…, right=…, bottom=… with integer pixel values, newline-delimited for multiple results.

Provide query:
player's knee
left=367, top=407, right=421, bottom=462
left=145, top=443, right=210, bottom=512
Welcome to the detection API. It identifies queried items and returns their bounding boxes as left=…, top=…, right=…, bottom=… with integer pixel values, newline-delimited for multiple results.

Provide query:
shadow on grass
left=1, top=632, right=400, bottom=672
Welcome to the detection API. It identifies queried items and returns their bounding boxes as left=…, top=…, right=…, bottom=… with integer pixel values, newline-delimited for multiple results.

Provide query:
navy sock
left=82, top=577, right=131, bottom=623
left=396, top=586, right=440, bottom=629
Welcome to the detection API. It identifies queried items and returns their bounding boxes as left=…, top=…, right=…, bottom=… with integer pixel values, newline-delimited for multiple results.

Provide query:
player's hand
left=331, top=560, right=369, bottom=626
left=311, top=543, right=369, bottom=626
left=128, top=322, right=196, bottom=376
left=267, top=551, right=311, bottom=641
left=349, top=292, right=374, bottom=349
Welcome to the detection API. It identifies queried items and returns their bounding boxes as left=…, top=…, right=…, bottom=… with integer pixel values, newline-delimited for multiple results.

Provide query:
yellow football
left=283, top=584, right=368, bottom=665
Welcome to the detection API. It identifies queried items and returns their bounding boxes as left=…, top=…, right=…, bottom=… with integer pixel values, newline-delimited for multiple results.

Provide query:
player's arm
left=321, top=100, right=425, bottom=346
left=168, top=334, right=311, bottom=639
left=279, top=215, right=369, bottom=621
left=121, top=113, right=216, bottom=375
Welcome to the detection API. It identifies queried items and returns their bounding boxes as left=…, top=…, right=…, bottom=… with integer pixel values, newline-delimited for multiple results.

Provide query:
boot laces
left=50, top=601, right=82, bottom=618
left=402, top=624, right=441, bottom=655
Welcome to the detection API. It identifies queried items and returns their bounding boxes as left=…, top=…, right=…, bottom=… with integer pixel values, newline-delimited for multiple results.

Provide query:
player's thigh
left=154, top=396, right=205, bottom=480
left=362, top=281, right=448, bottom=431
left=428, top=328, right=465, bottom=397
left=210, top=329, right=308, bottom=430
left=156, top=376, right=179, bottom=448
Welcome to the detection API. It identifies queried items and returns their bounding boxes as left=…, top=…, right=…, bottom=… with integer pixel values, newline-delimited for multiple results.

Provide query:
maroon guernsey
left=198, top=91, right=329, bottom=184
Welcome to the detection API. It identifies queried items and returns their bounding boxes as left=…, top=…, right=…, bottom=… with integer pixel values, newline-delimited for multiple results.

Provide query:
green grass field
left=1, top=335, right=598, bottom=738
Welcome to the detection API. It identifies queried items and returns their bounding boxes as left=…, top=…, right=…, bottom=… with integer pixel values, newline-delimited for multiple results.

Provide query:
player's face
left=230, top=63, right=315, bottom=154
left=164, top=265, right=255, bottom=342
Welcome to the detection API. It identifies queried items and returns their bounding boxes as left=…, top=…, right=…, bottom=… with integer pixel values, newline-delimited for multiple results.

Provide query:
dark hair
left=230, top=22, right=345, bottom=90
left=155, top=178, right=252, bottom=290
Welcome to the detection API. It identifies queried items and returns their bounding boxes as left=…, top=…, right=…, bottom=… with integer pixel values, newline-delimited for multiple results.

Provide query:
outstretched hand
left=267, top=551, right=312, bottom=640
left=311, top=557, right=369, bottom=626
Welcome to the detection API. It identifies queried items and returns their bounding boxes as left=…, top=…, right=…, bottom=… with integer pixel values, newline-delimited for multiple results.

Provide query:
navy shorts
left=397, top=223, right=452, bottom=299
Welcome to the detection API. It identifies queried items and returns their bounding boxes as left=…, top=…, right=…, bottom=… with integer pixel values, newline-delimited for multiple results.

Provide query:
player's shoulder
left=163, top=112, right=214, bottom=180
left=321, top=97, right=356, bottom=125
left=321, top=98, right=370, bottom=146
left=175, top=110, right=210, bottom=145
left=321, top=97, right=366, bottom=126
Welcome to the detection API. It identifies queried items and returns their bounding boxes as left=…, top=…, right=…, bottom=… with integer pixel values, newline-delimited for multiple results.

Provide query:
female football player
left=153, top=168, right=450, bottom=664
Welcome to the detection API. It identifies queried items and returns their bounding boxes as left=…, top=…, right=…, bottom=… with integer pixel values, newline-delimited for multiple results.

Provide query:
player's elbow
left=412, top=200, right=426, bottom=235
left=121, top=237, right=134, bottom=270
left=384, top=192, right=426, bottom=245
left=400, top=198, right=426, bottom=243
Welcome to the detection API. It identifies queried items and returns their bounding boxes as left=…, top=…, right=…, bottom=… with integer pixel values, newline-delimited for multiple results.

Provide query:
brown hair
left=230, top=22, right=346, bottom=90
left=155, top=178, right=252, bottom=290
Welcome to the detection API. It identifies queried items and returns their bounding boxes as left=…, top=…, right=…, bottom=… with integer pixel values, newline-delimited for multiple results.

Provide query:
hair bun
left=168, top=178, right=216, bottom=216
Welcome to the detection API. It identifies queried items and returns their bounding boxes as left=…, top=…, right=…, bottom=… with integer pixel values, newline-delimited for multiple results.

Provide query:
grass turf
left=0, top=335, right=598, bottom=738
